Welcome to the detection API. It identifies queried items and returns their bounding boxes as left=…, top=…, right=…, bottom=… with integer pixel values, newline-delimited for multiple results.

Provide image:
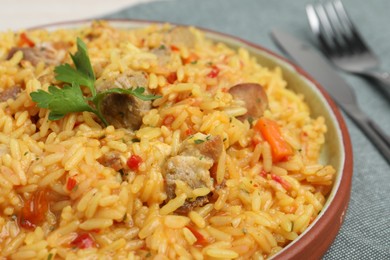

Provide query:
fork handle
left=344, top=103, right=390, bottom=164
left=361, top=70, right=390, bottom=98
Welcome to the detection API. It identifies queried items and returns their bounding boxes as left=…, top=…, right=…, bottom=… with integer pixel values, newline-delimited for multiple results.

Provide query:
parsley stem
left=92, top=108, right=109, bottom=127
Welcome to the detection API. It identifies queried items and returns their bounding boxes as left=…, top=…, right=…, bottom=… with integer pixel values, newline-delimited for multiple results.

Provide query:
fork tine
left=322, top=1, right=350, bottom=53
left=307, top=3, right=345, bottom=57
left=333, top=0, right=369, bottom=53
left=306, top=4, right=333, bottom=55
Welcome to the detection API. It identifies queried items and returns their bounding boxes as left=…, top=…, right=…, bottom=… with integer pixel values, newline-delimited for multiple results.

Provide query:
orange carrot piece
left=183, top=53, right=199, bottom=64
left=18, top=32, right=35, bottom=47
left=254, top=118, right=293, bottom=163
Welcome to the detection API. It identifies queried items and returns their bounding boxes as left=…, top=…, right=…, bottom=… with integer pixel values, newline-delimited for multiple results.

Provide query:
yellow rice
left=0, top=21, right=335, bottom=259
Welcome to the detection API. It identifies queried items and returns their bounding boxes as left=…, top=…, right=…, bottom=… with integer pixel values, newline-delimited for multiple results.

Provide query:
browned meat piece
left=166, top=27, right=196, bottom=48
left=96, top=72, right=151, bottom=130
left=151, top=45, right=171, bottom=61
left=150, top=45, right=173, bottom=75
left=175, top=197, right=210, bottom=215
left=97, top=151, right=124, bottom=171
left=228, top=83, right=268, bottom=121
left=97, top=72, right=148, bottom=92
left=165, top=156, right=214, bottom=194
left=152, top=27, right=196, bottom=74
left=196, top=135, right=223, bottom=161
left=165, top=154, right=213, bottom=214
left=7, top=42, right=68, bottom=66
left=180, top=135, right=224, bottom=162
left=164, top=135, right=223, bottom=214
left=0, top=85, right=21, bottom=102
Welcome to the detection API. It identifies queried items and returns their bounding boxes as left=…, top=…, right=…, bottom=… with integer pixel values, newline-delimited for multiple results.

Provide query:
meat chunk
left=150, top=45, right=172, bottom=74
left=97, top=151, right=124, bottom=172
left=151, top=45, right=171, bottom=63
left=174, top=196, right=210, bottom=215
left=180, top=135, right=223, bottom=162
left=151, top=27, right=196, bottom=74
left=0, top=85, right=21, bottom=102
left=96, top=72, right=151, bottom=130
left=228, top=83, right=268, bottom=121
left=195, top=135, right=224, bottom=161
left=7, top=42, right=68, bottom=66
left=166, top=27, right=196, bottom=48
left=165, top=156, right=214, bottom=197
left=164, top=135, right=223, bottom=214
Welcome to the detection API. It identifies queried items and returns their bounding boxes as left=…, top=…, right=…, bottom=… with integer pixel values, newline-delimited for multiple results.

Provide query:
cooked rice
left=0, top=21, right=335, bottom=259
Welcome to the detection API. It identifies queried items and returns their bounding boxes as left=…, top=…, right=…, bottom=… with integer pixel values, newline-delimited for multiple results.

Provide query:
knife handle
left=344, top=104, right=390, bottom=164
left=362, top=70, right=390, bottom=99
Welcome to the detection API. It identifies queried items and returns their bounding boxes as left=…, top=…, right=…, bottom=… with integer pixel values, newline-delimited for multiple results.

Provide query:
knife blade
left=271, top=29, right=390, bottom=164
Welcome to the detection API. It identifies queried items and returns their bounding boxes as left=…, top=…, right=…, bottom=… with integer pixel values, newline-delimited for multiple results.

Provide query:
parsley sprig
left=30, top=38, right=160, bottom=126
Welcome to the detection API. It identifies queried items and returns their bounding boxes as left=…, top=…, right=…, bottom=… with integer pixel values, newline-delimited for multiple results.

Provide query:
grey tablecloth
left=104, top=0, right=390, bottom=258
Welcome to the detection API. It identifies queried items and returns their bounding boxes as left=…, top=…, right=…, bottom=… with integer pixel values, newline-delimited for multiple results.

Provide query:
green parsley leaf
left=71, top=38, right=95, bottom=82
left=31, top=83, right=93, bottom=121
left=130, top=87, right=162, bottom=101
left=194, top=139, right=205, bottom=144
left=55, top=38, right=96, bottom=95
left=55, top=64, right=95, bottom=94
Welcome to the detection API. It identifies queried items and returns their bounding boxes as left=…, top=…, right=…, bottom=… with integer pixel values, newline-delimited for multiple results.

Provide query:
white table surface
left=0, top=0, right=157, bottom=31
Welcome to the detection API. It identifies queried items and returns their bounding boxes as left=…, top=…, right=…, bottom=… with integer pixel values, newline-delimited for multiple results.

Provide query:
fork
left=306, top=0, right=390, bottom=98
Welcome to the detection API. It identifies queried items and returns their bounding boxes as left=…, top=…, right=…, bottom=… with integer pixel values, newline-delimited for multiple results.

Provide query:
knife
left=271, top=29, right=390, bottom=164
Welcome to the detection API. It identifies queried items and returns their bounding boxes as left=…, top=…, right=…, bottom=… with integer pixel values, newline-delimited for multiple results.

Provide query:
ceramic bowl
left=34, top=19, right=353, bottom=259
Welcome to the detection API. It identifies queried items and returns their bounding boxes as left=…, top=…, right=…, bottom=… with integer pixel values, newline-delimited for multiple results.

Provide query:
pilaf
left=0, top=21, right=336, bottom=259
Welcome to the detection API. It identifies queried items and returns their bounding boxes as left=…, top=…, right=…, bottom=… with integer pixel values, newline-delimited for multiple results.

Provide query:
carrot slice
left=183, top=53, right=199, bottom=64
left=254, top=118, right=293, bottom=163
left=18, top=32, right=35, bottom=47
